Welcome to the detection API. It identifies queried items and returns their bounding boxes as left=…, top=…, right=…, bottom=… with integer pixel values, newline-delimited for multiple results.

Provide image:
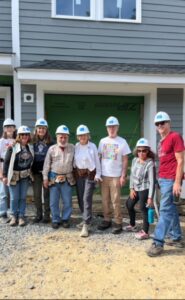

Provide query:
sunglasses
left=137, top=149, right=148, bottom=153
left=20, top=133, right=29, bottom=136
left=155, top=121, right=166, bottom=127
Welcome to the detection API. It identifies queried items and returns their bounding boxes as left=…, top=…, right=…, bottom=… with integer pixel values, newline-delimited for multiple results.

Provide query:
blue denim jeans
left=153, top=178, right=182, bottom=246
left=9, top=178, right=29, bottom=218
left=49, top=181, right=72, bottom=223
left=0, top=181, right=9, bottom=216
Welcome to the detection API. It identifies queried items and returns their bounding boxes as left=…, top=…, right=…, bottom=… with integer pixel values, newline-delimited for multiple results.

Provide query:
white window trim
left=51, top=0, right=142, bottom=23
left=51, top=0, right=95, bottom=20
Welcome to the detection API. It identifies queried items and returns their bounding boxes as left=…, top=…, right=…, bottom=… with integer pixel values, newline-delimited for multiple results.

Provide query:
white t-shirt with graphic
left=98, top=136, right=131, bottom=177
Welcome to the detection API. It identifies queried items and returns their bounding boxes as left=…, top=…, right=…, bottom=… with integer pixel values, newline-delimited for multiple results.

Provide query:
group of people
left=0, top=112, right=184, bottom=257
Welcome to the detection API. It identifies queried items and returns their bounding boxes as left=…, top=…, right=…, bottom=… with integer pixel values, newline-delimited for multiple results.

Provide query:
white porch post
left=13, top=71, right=21, bottom=127
left=144, top=88, right=157, bottom=151
left=36, top=85, right=45, bottom=119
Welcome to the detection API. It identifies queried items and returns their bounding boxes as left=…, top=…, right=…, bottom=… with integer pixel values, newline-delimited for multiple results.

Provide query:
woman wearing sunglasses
left=124, top=138, right=156, bottom=240
left=3, top=126, right=34, bottom=227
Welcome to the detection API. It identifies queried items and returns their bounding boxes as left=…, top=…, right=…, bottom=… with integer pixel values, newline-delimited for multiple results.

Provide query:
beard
left=58, top=142, right=68, bottom=147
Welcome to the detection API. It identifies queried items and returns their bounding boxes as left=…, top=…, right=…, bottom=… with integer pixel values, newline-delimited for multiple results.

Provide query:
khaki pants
left=101, top=176, right=122, bottom=225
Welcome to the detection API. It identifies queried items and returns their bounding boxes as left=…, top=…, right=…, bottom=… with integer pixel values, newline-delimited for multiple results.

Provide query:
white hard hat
left=35, top=118, right=48, bottom=127
left=17, top=125, right=31, bottom=134
left=136, top=138, right=150, bottom=148
left=76, top=124, right=90, bottom=135
left=3, top=118, right=16, bottom=127
left=105, top=116, right=119, bottom=126
left=56, top=125, right=70, bottom=135
left=154, top=111, right=171, bottom=124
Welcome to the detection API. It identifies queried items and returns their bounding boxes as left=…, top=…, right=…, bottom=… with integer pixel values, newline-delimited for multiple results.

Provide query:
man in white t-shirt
left=98, top=116, right=131, bottom=234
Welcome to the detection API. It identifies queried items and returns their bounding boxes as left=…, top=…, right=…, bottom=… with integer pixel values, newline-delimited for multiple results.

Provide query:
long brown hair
left=32, top=128, right=52, bottom=144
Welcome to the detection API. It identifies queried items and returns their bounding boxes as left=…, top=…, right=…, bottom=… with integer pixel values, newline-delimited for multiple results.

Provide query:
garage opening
left=45, top=94, right=144, bottom=195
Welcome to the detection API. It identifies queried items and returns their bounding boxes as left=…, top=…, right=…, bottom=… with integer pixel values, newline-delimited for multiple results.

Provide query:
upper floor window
left=56, top=0, right=91, bottom=18
left=103, top=0, right=137, bottom=21
left=52, top=0, right=141, bottom=23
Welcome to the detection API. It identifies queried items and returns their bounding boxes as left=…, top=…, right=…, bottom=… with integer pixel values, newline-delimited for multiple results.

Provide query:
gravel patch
left=0, top=203, right=155, bottom=262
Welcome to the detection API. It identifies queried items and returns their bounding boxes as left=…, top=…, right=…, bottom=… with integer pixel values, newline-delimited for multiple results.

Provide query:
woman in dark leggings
left=124, top=138, right=156, bottom=240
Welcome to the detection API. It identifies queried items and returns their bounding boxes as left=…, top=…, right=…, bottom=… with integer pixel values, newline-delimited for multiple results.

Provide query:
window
left=52, top=0, right=141, bottom=23
left=103, top=0, right=137, bottom=20
left=53, top=0, right=92, bottom=19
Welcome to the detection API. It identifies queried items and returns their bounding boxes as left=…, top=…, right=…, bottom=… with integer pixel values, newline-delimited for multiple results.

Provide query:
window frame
left=51, top=0, right=142, bottom=23
left=51, top=0, right=95, bottom=20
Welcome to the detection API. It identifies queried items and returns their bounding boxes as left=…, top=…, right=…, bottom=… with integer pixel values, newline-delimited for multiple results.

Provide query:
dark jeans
left=33, top=173, right=50, bottom=219
left=126, top=189, right=149, bottom=233
left=76, top=177, right=95, bottom=224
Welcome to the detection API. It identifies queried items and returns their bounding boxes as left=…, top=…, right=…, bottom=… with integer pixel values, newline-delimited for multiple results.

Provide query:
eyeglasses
left=137, top=149, right=148, bottom=153
left=155, top=121, right=166, bottom=127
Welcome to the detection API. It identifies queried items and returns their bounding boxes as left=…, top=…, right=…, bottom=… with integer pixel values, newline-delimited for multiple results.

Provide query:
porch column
left=144, top=88, right=157, bottom=152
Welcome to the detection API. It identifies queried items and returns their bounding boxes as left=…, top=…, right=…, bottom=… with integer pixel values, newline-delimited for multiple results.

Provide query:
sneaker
left=123, top=225, right=138, bottom=232
left=52, top=222, right=59, bottom=229
left=9, top=216, right=17, bottom=227
left=76, top=221, right=84, bottom=230
left=98, top=220, right=112, bottom=231
left=112, top=223, right=123, bottom=235
left=62, top=220, right=70, bottom=228
left=80, top=224, right=89, bottom=238
left=135, top=230, right=149, bottom=240
left=165, top=238, right=185, bottom=248
left=146, top=243, right=164, bottom=257
left=18, top=218, right=26, bottom=227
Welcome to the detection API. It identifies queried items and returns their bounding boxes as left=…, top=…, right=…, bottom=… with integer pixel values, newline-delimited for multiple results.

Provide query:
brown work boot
left=146, top=243, right=164, bottom=257
left=98, top=220, right=112, bottom=231
left=112, top=223, right=123, bottom=234
left=18, top=218, right=26, bottom=227
left=9, top=216, right=17, bottom=227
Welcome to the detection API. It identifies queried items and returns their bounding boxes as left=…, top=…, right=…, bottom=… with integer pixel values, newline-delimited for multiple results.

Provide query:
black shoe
left=32, top=217, right=42, bottom=223
left=52, top=222, right=59, bottom=229
left=41, top=217, right=50, bottom=224
left=98, top=220, right=112, bottom=231
left=112, top=224, right=123, bottom=235
left=0, top=213, right=7, bottom=219
left=62, top=220, right=70, bottom=228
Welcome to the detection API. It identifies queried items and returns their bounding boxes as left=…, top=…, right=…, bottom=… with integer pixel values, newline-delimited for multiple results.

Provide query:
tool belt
left=74, top=168, right=96, bottom=181
left=10, top=169, right=32, bottom=185
left=48, top=171, right=68, bottom=186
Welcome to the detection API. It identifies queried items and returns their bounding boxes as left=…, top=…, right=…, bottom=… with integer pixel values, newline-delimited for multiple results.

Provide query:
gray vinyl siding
left=0, top=0, right=12, bottom=53
left=19, top=0, right=185, bottom=66
left=157, top=88, right=183, bottom=135
left=21, top=84, right=36, bottom=130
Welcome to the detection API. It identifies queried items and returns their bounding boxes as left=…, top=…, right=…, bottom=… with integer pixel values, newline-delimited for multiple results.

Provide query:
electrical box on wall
left=23, top=93, right=34, bottom=103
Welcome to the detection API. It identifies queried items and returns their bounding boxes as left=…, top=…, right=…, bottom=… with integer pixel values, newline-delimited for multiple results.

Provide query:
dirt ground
left=0, top=216, right=185, bottom=300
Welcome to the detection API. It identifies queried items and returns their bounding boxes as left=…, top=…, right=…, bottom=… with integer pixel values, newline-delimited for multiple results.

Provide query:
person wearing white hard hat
left=98, top=116, right=131, bottom=234
left=74, top=124, right=101, bottom=237
left=43, top=125, right=75, bottom=229
left=32, top=118, right=53, bottom=224
left=124, top=138, right=156, bottom=240
left=0, top=118, right=16, bottom=218
left=147, top=112, right=185, bottom=257
left=2, top=126, right=34, bottom=227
